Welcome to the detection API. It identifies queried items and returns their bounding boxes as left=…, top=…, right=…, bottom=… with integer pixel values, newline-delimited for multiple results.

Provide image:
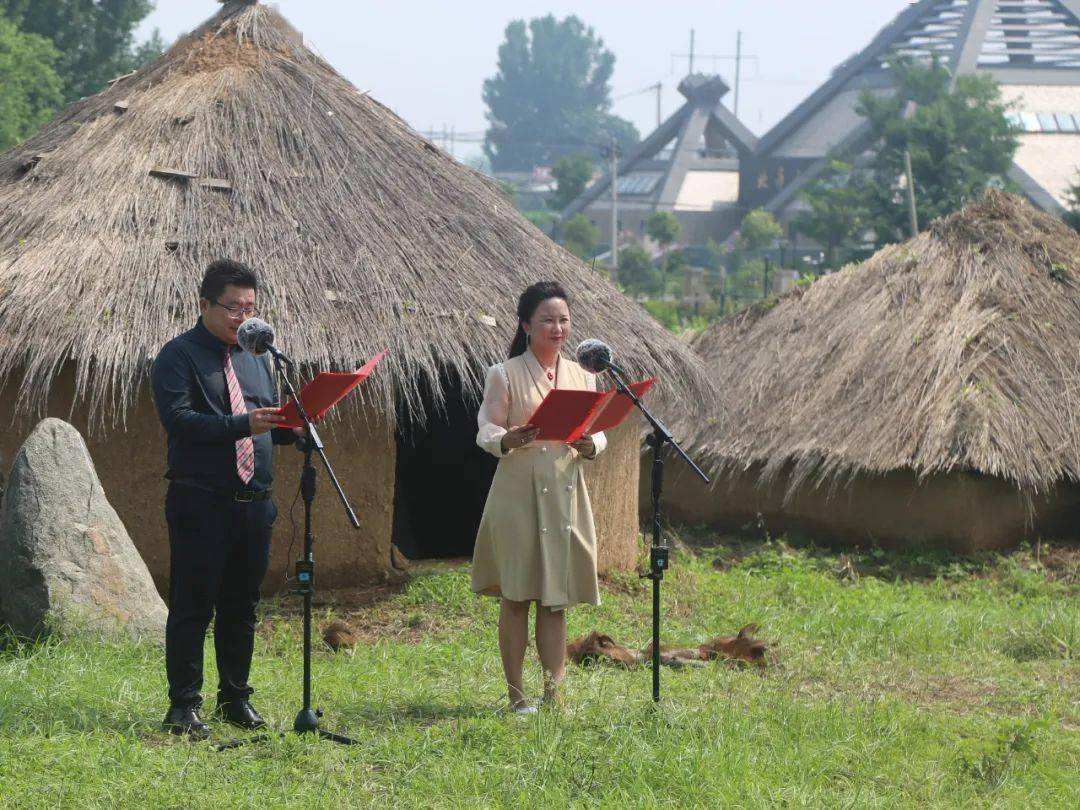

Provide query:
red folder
left=587, top=378, right=656, bottom=434
left=275, top=351, right=386, bottom=430
left=526, top=378, right=656, bottom=443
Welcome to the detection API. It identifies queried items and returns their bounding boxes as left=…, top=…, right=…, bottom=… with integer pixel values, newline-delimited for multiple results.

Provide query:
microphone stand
left=604, top=364, right=709, bottom=703
left=217, top=348, right=361, bottom=750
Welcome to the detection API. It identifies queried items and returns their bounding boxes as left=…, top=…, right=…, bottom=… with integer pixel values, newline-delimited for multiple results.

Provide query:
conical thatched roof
left=0, top=1, right=712, bottom=424
left=684, top=190, right=1080, bottom=496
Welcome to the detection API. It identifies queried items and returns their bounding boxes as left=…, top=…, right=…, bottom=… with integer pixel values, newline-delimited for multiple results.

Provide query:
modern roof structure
left=746, top=0, right=1080, bottom=219
left=563, top=74, right=757, bottom=220
left=561, top=74, right=758, bottom=246
left=570, top=0, right=1080, bottom=250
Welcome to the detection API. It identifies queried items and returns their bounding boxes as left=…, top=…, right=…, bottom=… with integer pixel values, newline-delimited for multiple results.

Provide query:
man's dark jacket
left=151, top=319, right=293, bottom=492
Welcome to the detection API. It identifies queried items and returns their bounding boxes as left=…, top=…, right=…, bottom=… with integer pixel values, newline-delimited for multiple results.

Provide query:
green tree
left=561, top=213, right=599, bottom=259
left=523, top=209, right=557, bottom=234
left=795, top=161, right=866, bottom=268
left=548, top=152, right=593, bottom=211
left=483, top=15, right=638, bottom=171
left=1063, top=173, right=1080, bottom=234
left=0, top=0, right=164, bottom=103
left=661, top=249, right=687, bottom=296
left=736, top=209, right=782, bottom=252
left=724, top=257, right=768, bottom=306
left=645, top=210, right=681, bottom=249
left=0, top=14, right=64, bottom=150
left=646, top=211, right=681, bottom=292
left=617, top=245, right=660, bottom=294
left=855, top=57, right=1018, bottom=245
left=641, top=299, right=680, bottom=332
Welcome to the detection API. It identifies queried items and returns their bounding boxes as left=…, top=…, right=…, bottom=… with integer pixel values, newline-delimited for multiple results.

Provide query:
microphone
left=237, top=317, right=293, bottom=365
left=576, top=338, right=628, bottom=377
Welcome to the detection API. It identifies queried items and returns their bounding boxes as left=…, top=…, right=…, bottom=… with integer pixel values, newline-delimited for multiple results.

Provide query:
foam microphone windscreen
left=237, top=317, right=275, bottom=355
left=576, top=338, right=613, bottom=374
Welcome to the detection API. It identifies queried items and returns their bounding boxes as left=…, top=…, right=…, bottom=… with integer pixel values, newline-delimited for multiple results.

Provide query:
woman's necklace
left=524, top=351, right=559, bottom=399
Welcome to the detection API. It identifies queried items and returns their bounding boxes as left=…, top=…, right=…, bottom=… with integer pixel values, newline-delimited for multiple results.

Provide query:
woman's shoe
left=509, top=700, right=538, bottom=716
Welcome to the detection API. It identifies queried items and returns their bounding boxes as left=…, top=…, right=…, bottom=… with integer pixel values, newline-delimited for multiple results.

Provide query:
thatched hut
left=0, top=1, right=712, bottom=592
left=660, top=191, right=1080, bottom=551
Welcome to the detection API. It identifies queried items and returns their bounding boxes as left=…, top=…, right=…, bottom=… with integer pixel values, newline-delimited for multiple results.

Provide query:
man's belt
left=168, top=480, right=273, bottom=502
left=233, top=488, right=272, bottom=502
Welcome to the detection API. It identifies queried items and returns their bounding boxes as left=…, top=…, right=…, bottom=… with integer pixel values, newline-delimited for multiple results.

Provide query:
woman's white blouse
left=476, top=362, right=609, bottom=458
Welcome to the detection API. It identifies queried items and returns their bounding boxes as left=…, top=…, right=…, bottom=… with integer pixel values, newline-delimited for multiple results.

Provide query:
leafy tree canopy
left=483, top=14, right=638, bottom=171
left=645, top=211, right=680, bottom=248
left=617, top=245, right=660, bottom=294
left=795, top=161, right=865, bottom=268
left=562, top=213, right=599, bottom=260
left=856, top=57, right=1017, bottom=244
left=0, top=13, right=64, bottom=150
left=0, top=0, right=164, bottom=102
left=548, top=152, right=593, bottom=211
left=797, top=57, right=1018, bottom=252
left=1063, top=173, right=1080, bottom=234
left=736, top=209, right=782, bottom=252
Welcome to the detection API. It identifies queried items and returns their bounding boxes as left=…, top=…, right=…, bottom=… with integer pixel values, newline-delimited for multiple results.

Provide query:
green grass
left=1, top=536, right=1077, bottom=808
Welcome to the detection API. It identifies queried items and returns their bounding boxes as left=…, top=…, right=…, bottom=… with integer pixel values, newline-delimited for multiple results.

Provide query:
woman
left=472, top=281, right=607, bottom=714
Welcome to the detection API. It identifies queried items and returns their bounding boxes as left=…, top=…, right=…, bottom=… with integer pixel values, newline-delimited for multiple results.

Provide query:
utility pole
left=609, top=135, right=619, bottom=274
left=904, top=149, right=919, bottom=238
left=655, top=82, right=662, bottom=128
left=734, top=31, right=742, bottom=117
left=689, top=29, right=695, bottom=73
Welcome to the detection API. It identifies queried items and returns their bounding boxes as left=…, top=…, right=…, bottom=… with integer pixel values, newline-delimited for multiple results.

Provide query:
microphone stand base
left=295, top=708, right=357, bottom=745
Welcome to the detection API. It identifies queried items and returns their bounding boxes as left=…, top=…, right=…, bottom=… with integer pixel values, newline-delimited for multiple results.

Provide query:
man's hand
left=248, top=407, right=284, bottom=435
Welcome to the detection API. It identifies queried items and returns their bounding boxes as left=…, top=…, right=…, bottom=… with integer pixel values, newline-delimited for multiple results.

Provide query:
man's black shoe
left=162, top=705, right=210, bottom=739
left=213, top=699, right=267, bottom=730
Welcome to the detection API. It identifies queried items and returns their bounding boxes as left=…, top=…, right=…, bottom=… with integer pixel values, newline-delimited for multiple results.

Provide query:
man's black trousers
left=164, top=483, right=277, bottom=708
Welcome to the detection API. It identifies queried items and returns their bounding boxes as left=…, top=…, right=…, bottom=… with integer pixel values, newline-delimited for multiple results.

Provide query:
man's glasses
left=213, top=301, right=259, bottom=319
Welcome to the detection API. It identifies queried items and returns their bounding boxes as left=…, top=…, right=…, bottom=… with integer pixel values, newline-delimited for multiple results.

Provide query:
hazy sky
left=139, top=1, right=910, bottom=159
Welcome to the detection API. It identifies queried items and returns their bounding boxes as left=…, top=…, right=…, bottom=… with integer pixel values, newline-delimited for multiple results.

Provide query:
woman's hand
left=570, top=434, right=596, bottom=459
left=501, top=424, right=539, bottom=453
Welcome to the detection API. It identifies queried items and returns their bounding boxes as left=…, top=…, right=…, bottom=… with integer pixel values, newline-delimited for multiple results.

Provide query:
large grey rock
left=0, top=418, right=166, bottom=641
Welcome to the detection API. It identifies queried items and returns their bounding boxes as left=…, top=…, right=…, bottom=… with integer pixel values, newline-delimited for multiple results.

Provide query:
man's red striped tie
left=224, top=347, right=256, bottom=485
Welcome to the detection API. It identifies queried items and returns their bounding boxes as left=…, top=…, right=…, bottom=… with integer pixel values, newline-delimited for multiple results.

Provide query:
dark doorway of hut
left=392, top=366, right=496, bottom=562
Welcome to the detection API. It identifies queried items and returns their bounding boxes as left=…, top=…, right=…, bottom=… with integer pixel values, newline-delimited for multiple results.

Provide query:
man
left=152, top=259, right=296, bottom=738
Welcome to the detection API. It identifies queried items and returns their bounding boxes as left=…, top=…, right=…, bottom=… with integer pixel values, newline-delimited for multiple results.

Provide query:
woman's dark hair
left=508, top=281, right=570, bottom=358
left=199, top=258, right=258, bottom=302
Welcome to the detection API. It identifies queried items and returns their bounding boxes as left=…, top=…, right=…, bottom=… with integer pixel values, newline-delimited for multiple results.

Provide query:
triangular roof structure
left=561, top=73, right=758, bottom=222
left=682, top=190, right=1080, bottom=496
left=748, top=0, right=1080, bottom=215
left=0, top=0, right=713, bottom=423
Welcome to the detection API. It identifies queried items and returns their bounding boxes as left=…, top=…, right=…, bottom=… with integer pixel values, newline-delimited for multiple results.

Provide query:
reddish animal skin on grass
left=322, top=620, right=359, bottom=651
left=567, top=624, right=769, bottom=669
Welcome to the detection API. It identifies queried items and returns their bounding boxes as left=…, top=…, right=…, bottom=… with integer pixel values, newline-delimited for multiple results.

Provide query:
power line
left=613, top=81, right=663, bottom=128
left=671, top=29, right=759, bottom=116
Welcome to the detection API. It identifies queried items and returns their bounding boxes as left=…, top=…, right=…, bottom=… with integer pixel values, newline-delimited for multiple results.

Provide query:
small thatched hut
left=0, top=1, right=712, bottom=592
left=660, top=191, right=1080, bottom=551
